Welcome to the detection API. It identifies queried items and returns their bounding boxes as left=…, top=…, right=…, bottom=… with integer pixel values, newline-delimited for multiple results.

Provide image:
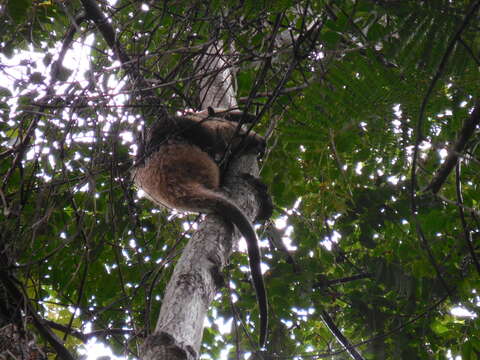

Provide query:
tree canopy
left=0, top=0, right=479, bottom=359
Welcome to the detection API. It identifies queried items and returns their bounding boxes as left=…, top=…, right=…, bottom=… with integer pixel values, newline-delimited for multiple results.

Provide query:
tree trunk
left=141, top=42, right=262, bottom=360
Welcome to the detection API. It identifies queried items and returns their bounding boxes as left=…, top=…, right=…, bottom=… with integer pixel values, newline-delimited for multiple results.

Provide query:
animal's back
left=133, top=143, right=220, bottom=211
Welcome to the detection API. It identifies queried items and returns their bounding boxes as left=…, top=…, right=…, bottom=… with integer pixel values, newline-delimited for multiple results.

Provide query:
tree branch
left=314, top=273, right=372, bottom=288
left=44, top=320, right=138, bottom=343
left=455, top=163, right=480, bottom=275
left=411, top=0, right=480, bottom=205
left=0, top=272, right=75, bottom=360
left=425, top=100, right=480, bottom=193
left=321, top=310, right=366, bottom=360
left=435, top=193, right=480, bottom=217
left=80, top=0, right=160, bottom=110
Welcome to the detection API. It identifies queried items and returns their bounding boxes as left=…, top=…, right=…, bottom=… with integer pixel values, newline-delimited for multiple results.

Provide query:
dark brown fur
left=133, top=110, right=268, bottom=347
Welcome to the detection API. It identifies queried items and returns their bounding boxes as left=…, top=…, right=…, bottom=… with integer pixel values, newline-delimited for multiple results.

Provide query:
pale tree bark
left=141, top=42, right=264, bottom=360
left=197, top=41, right=238, bottom=110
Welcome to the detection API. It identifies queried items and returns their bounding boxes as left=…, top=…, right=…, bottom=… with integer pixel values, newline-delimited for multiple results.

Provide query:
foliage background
left=0, top=0, right=479, bottom=359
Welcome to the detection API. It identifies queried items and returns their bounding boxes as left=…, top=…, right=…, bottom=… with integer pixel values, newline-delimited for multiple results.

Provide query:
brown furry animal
left=133, top=109, right=269, bottom=346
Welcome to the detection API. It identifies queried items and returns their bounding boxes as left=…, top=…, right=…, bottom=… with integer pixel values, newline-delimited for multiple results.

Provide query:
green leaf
left=7, top=0, right=30, bottom=23
left=462, top=341, right=475, bottom=360
left=431, top=320, right=449, bottom=335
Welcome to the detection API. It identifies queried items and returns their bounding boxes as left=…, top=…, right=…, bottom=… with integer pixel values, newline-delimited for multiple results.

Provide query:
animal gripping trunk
left=188, top=187, right=268, bottom=347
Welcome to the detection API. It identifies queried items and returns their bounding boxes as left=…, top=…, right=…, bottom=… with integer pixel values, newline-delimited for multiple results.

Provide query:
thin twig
left=314, top=273, right=372, bottom=288
left=458, top=37, right=480, bottom=66
left=321, top=310, right=366, bottom=360
left=435, top=193, right=480, bottom=218
left=80, top=0, right=162, bottom=118
left=454, top=163, right=480, bottom=275
left=44, top=320, right=139, bottom=342
left=414, top=220, right=453, bottom=299
left=0, top=271, right=75, bottom=360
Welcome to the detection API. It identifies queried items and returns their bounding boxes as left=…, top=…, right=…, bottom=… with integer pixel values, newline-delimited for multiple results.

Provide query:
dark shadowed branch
left=426, top=100, right=480, bottom=193
left=455, top=163, right=480, bottom=275
left=0, top=271, right=75, bottom=360
left=321, top=310, right=366, bottom=360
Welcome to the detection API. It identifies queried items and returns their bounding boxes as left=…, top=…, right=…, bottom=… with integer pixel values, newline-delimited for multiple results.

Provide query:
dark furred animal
left=133, top=109, right=268, bottom=347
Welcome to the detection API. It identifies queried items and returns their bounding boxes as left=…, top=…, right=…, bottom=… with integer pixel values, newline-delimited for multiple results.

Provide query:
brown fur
left=135, top=143, right=220, bottom=211
left=133, top=110, right=268, bottom=347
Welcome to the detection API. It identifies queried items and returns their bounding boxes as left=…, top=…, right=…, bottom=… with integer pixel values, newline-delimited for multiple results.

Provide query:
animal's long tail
left=190, top=187, right=268, bottom=347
